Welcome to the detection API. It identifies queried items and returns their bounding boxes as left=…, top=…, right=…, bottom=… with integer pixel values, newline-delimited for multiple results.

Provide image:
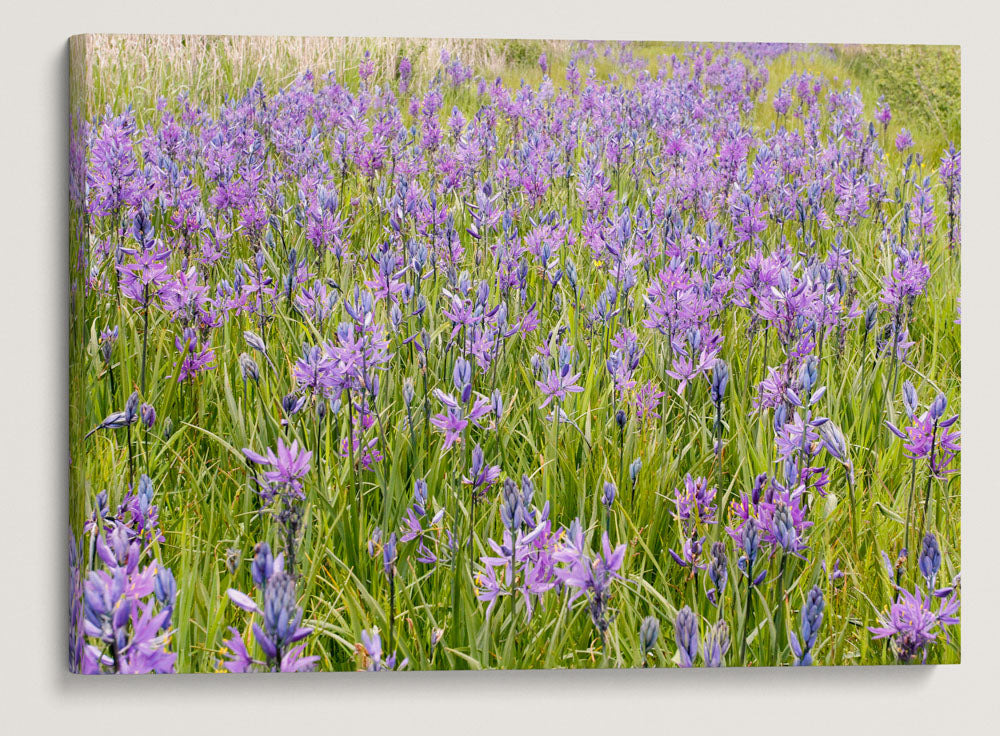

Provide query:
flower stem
left=773, top=551, right=788, bottom=665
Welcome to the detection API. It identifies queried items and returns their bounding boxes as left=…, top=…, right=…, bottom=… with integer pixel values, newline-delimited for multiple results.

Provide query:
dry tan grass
left=72, top=34, right=573, bottom=117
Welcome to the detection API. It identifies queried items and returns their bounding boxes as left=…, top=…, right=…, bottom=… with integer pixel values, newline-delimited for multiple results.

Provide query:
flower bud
left=238, top=352, right=260, bottom=384
left=615, top=409, right=627, bottom=430
left=629, top=458, right=642, bottom=484
left=640, top=615, right=660, bottom=660
left=602, top=481, right=616, bottom=509
left=704, top=620, right=730, bottom=667
left=140, top=402, right=156, bottom=429
left=251, top=542, right=274, bottom=590
left=710, top=359, right=729, bottom=406
left=902, top=380, right=919, bottom=419
left=864, top=303, right=878, bottom=334
left=929, top=392, right=948, bottom=421
left=674, top=606, right=699, bottom=668
left=491, top=389, right=504, bottom=421
left=124, top=391, right=140, bottom=425
left=918, top=533, right=942, bottom=587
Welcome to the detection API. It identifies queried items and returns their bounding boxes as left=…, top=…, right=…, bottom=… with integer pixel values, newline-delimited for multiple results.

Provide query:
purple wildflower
left=790, top=585, right=824, bottom=666
left=358, top=628, right=408, bottom=671
left=553, top=523, right=626, bottom=639
left=674, top=607, right=699, bottom=668
left=869, top=587, right=960, bottom=663
left=243, top=439, right=313, bottom=501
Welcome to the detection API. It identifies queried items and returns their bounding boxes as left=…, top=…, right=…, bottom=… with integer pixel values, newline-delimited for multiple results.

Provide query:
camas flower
left=918, top=533, right=942, bottom=591
left=672, top=474, right=718, bottom=529
left=553, top=523, right=626, bottom=637
left=429, top=384, right=492, bottom=450
left=602, top=481, right=617, bottom=509
left=895, top=128, right=914, bottom=152
left=703, top=620, right=730, bottom=667
left=886, top=409, right=960, bottom=476
left=85, top=391, right=140, bottom=438
left=706, top=541, right=728, bottom=606
left=790, top=585, right=824, bottom=666
left=293, top=343, right=340, bottom=398
left=639, top=616, right=660, bottom=661
left=224, top=549, right=317, bottom=673
left=174, top=327, right=216, bottom=382
left=634, top=380, right=665, bottom=421
left=73, top=41, right=963, bottom=674
left=758, top=489, right=812, bottom=555
left=358, top=628, right=408, bottom=671
left=462, top=443, right=502, bottom=497
left=674, top=606, right=699, bottom=668
left=869, top=587, right=960, bottom=663
left=243, top=439, right=313, bottom=501
left=669, top=534, right=706, bottom=570
left=535, top=365, right=584, bottom=408
left=75, top=487, right=176, bottom=675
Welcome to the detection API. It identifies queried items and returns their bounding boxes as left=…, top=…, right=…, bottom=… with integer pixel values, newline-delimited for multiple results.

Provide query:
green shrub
left=840, top=44, right=960, bottom=148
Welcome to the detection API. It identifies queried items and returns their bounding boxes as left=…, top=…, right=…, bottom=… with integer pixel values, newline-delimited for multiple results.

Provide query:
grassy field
left=69, top=36, right=961, bottom=673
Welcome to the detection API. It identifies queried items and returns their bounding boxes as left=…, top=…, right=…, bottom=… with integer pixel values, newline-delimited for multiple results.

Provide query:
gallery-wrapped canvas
left=68, top=35, right=961, bottom=673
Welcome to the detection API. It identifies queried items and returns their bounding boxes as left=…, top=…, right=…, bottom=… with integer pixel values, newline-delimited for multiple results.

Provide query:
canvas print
left=68, top=35, right=961, bottom=673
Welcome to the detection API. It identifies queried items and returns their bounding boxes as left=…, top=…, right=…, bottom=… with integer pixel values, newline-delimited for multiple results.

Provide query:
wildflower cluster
left=70, top=39, right=961, bottom=672
left=71, top=479, right=176, bottom=674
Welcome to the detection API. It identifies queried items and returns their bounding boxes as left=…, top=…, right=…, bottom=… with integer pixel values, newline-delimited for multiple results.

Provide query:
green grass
left=69, top=37, right=961, bottom=672
left=838, top=44, right=960, bottom=154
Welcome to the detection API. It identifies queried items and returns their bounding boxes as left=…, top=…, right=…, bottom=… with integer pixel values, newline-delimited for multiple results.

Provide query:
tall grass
left=69, top=36, right=961, bottom=672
